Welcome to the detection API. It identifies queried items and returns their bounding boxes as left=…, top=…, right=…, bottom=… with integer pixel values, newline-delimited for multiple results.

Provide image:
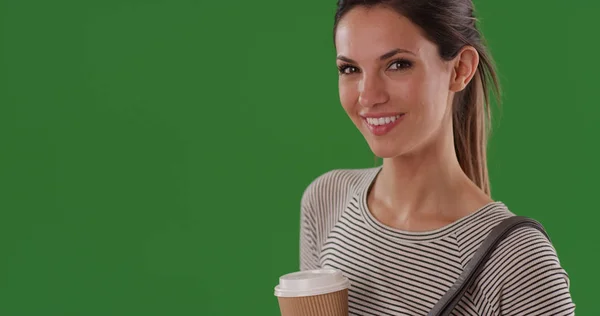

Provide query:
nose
left=358, top=73, right=389, bottom=108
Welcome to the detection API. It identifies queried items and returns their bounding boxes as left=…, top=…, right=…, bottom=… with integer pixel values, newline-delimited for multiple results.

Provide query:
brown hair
left=334, top=0, right=501, bottom=195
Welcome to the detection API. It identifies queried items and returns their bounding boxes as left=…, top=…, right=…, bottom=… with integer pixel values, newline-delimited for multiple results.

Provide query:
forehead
left=335, top=6, right=431, bottom=59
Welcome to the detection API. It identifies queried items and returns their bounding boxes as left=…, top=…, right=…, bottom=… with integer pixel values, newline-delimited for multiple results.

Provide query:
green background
left=0, top=0, right=596, bottom=315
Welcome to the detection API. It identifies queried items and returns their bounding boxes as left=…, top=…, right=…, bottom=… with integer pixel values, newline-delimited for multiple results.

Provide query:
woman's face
left=335, top=6, right=457, bottom=158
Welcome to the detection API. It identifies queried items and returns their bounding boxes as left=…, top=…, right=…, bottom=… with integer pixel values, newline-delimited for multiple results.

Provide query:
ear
left=449, top=46, right=479, bottom=92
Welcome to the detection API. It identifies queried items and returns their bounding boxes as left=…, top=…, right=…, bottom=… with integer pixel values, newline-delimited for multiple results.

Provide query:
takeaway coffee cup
left=274, top=269, right=350, bottom=316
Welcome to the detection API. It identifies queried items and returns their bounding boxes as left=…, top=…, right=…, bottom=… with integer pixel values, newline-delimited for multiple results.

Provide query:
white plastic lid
left=274, top=269, right=350, bottom=298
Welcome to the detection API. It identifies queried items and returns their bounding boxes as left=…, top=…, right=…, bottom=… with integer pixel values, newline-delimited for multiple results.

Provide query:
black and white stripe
left=299, top=167, right=575, bottom=315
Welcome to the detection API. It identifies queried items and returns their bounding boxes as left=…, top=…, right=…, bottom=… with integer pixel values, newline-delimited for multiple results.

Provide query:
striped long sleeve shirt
left=299, top=167, right=575, bottom=315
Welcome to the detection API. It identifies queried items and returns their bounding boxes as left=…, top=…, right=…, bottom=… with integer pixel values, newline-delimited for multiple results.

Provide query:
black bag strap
left=427, top=216, right=551, bottom=316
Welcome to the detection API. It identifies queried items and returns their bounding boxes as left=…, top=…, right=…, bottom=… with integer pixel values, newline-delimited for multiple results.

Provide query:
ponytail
left=452, top=47, right=501, bottom=195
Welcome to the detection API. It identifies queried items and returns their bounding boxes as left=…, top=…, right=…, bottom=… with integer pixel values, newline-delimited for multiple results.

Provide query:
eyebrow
left=336, top=48, right=415, bottom=63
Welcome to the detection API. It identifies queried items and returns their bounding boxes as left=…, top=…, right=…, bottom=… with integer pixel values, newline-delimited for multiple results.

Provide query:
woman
left=299, top=0, right=576, bottom=315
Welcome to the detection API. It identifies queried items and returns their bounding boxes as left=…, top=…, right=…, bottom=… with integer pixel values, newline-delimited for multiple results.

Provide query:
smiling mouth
left=364, top=114, right=403, bottom=126
left=362, top=113, right=405, bottom=136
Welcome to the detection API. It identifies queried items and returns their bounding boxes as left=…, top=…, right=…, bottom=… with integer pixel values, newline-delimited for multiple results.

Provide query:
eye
left=388, top=59, right=413, bottom=71
left=337, top=64, right=359, bottom=75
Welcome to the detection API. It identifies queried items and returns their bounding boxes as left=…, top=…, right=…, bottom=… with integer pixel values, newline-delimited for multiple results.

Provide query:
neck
left=370, top=120, right=491, bottom=222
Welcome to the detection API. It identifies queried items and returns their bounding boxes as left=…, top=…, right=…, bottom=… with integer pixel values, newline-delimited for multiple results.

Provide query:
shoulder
left=491, top=224, right=574, bottom=313
left=485, top=212, right=568, bottom=284
left=461, top=204, right=568, bottom=277
left=464, top=208, right=575, bottom=313
left=300, top=166, right=380, bottom=208
left=456, top=204, right=571, bottom=292
left=493, top=224, right=570, bottom=286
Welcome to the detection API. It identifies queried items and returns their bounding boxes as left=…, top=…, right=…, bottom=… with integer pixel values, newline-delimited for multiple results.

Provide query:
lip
left=362, top=113, right=405, bottom=136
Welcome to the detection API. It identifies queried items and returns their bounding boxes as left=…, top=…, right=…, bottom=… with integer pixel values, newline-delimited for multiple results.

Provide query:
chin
left=366, top=141, right=404, bottom=159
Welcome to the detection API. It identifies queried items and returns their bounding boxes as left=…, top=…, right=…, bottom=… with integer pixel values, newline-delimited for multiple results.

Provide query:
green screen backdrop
left=0, top=0, right=596, bottom=315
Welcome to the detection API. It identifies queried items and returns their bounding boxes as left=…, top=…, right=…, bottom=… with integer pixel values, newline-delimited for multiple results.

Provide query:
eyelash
left=337, top=58, right=413, bottom=75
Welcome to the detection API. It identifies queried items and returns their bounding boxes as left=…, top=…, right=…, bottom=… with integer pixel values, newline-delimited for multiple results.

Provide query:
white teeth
left=366, top=114, right=402, bottom=126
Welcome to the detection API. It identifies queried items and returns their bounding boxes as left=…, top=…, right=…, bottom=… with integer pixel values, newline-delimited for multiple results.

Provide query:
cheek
left=408, top=74, right=448, bottom=118
left=338, top=81, right=358, bottom=115
left=389, top=76, right=427, bottom=114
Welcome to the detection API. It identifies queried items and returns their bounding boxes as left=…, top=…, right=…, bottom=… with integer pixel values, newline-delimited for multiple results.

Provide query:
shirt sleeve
left=498, top=227, right=576, bottom=315
left=299, top=181, right=320, bottom=271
